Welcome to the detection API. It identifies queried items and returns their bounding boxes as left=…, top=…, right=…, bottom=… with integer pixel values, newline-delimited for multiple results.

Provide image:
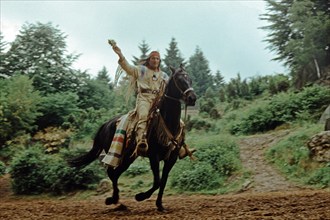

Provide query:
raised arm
left=109, top=40, right=138, bottom=77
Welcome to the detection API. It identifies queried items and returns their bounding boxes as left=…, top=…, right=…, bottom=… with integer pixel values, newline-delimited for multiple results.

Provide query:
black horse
left=68, top=64, right=197, bottom=211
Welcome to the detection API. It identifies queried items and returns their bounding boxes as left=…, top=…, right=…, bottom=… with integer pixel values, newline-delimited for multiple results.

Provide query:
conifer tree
left=132, top=40, right=150, bottom=65
left=163, top=37, right=185, bottom=71
left=186, top=46, right=213, bottom=96
left=261, top=0, right=330, bottom=88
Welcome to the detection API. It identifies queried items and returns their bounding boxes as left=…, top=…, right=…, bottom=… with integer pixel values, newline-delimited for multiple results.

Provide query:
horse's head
left=167, top=64, right=197, bottom=106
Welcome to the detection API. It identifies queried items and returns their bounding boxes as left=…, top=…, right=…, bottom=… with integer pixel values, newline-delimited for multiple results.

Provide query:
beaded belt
left=140, top=89, right=160, bottom=94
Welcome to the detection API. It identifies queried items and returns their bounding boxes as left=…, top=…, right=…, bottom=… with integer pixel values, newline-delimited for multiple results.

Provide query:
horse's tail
left=68, top=117, right=119, bottom=167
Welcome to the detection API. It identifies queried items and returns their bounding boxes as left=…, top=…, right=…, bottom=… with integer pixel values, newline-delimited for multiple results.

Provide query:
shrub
left=0, top=75, right=41, bottom=146
left=230, top=85, right=330, bottom=134
left=170, top=135, right=241, bottom=191
left=36, top=92, right=81, bottom=129
left=307, top=166, right=330, bottom=188
left=266, top=124, right=329, bottom=187
left=9, top=146, right=105, bottom=195
left=186, top=117, right=212, bottom=131
left=0, top=160, right=6, bottom=176
left=123, top=159, right=149, bottom=177
left=32, top=127, right=73, bottom=153
left=171, top=161, right=222, bottom=191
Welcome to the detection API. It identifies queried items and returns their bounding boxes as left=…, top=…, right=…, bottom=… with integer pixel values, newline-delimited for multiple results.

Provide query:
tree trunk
left=314, top=58, right=321, bottom=79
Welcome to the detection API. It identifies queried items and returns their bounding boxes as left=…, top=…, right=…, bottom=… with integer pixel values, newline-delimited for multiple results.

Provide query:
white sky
left=1, top=0, right=286, bottom=82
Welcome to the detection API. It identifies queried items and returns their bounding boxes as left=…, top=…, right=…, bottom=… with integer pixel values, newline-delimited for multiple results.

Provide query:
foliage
left=69, top=107, right=112, bottom=140
left=306, top=166, right=330, bottom=188
left=186, top=116, right=213, bottom=132
left=123, top=158, right=149, bottom=177
left=230, top=85, right=330, bottom=134
left=266, top=124, right=329, bottom=188
left=36, top=92, right=81, bottom=129
left=170, top=135, right=241, bottom=191
left=261, top=0, right=330, bottom=88
left=0, top=160, right=6, bottom=176
left=186, top=47, right=214, bottom=96
left=32, top=127, right=73, bottom=153
left=0, top=75, right=42, bottom=145
left=9, top=146, right=105, bottom=195
left=225, top=74, right=252, bottom=101
left=163, top=37, right=186, bottom=70
left=132, top=40, right=151, bottom=65
left=76, top=77, right=115, bottom=110
left=2, top=22, right=87, bottom=94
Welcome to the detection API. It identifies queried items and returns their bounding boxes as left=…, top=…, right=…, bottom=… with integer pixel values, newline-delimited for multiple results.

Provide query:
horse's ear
left=180, top=63, right=185, bottom=69
left=169, top=66, right=176, bottom=75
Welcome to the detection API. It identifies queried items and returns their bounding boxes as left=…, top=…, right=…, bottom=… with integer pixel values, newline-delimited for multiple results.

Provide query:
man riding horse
left=102, top=41, right=195, bottom=167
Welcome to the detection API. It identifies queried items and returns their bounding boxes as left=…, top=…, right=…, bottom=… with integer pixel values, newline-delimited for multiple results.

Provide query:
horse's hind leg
left=135, top=156, right=160, bottom=202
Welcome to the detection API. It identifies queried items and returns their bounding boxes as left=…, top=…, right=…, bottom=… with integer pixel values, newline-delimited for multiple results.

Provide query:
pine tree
left=261, top=0, right=330, bottom=88
left=214, top=70, right=225, bottom=87
left=186, top=46, right=213, bottom=96
left=0, top=33, right=8, bottom=78
left=132, top=40, right=151, bottom=65
left=163, top=37, right=185, bottom=71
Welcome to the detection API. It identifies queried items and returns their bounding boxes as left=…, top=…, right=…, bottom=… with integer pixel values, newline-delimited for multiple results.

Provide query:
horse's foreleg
left=156, top=157, right=177, bottom=212
left=106, top=156, right=136, bottom=205
left=105, top=167, right=120, bottom=205
left=135, top=156, right=160, bottom=202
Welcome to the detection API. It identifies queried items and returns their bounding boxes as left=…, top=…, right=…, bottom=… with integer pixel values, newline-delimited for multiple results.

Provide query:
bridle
left=164, top=70, right=194, bottom=104
left=164, top=70, right=194, bottom=122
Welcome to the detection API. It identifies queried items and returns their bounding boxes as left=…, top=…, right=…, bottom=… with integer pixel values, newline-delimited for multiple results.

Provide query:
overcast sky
left=1, top=0, right=287, bottom=82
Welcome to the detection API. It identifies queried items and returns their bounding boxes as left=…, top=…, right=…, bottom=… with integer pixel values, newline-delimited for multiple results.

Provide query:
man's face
left=149, top=56, right=160, bottom=70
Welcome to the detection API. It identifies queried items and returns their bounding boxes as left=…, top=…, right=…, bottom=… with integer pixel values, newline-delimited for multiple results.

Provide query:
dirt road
left=1, top=130, right=329, bottom=219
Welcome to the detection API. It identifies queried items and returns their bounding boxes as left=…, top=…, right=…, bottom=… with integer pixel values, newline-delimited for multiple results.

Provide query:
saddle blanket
left=101, top=114, right=129, bottom=167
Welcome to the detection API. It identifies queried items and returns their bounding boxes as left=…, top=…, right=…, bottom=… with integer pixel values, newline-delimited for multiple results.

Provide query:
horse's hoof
left=114, top=204, right=128, bottom=211
left=135, top=192, right=147, bottom=202
left=105, top=197, right=118, bottom=205
left=157, top=205, right=165, bottom=212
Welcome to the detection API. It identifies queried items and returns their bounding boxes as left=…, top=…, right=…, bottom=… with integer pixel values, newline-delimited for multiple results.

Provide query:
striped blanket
left=102, top=114, right=129, bottom=168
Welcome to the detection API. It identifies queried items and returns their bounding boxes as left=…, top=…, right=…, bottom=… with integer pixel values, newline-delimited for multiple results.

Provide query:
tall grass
left=266, top=123, right=329, bottom=188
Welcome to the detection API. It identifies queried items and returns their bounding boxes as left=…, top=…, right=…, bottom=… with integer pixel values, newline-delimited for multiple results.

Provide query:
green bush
left=0, top=160, right=6, bottom=176
left=266, top=124, right=329, bottom=187
left=170, top=135, right=241, bottom=191
left=68, top=107, right=112, bottom=140
left=0, top=76, right=42, bottom=146
left=36, top=92, right=81, bottom=129
left=186, top=117, right=212, bottom=131
left=123, top=158, right=149, bottom=177
left=307, top=166, right=330, bottom=188
left=230, top=85, right=330, bottom=134
left=9, top=146, right=105, bottom=195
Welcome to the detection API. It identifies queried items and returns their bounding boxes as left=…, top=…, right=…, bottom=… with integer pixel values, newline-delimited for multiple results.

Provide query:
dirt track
left=1, top=130, right=329, bottom=220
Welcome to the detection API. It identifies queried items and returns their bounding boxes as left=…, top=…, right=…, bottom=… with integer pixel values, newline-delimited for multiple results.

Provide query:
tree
left=225, top=73, right=252, bottom=101
left=36, top=92, right=80, bottom=129
left=2, top=22, right=87, bottom=94
left=163, top=38, right=185, bottom=71
left=186, top=47, right=213, bottom=96
left=214, top=70, right=225, bottom=87
left=132, top=40, right=151, bottom=65
left=0, top=75, right=42, bottom=145
left=96, top=66, right=113, bottom=89
left=76, top=78, right=115, bottom=110
left=261, top=0, right=330, bottom=88
left=0, top=33, right=8, bottom=78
